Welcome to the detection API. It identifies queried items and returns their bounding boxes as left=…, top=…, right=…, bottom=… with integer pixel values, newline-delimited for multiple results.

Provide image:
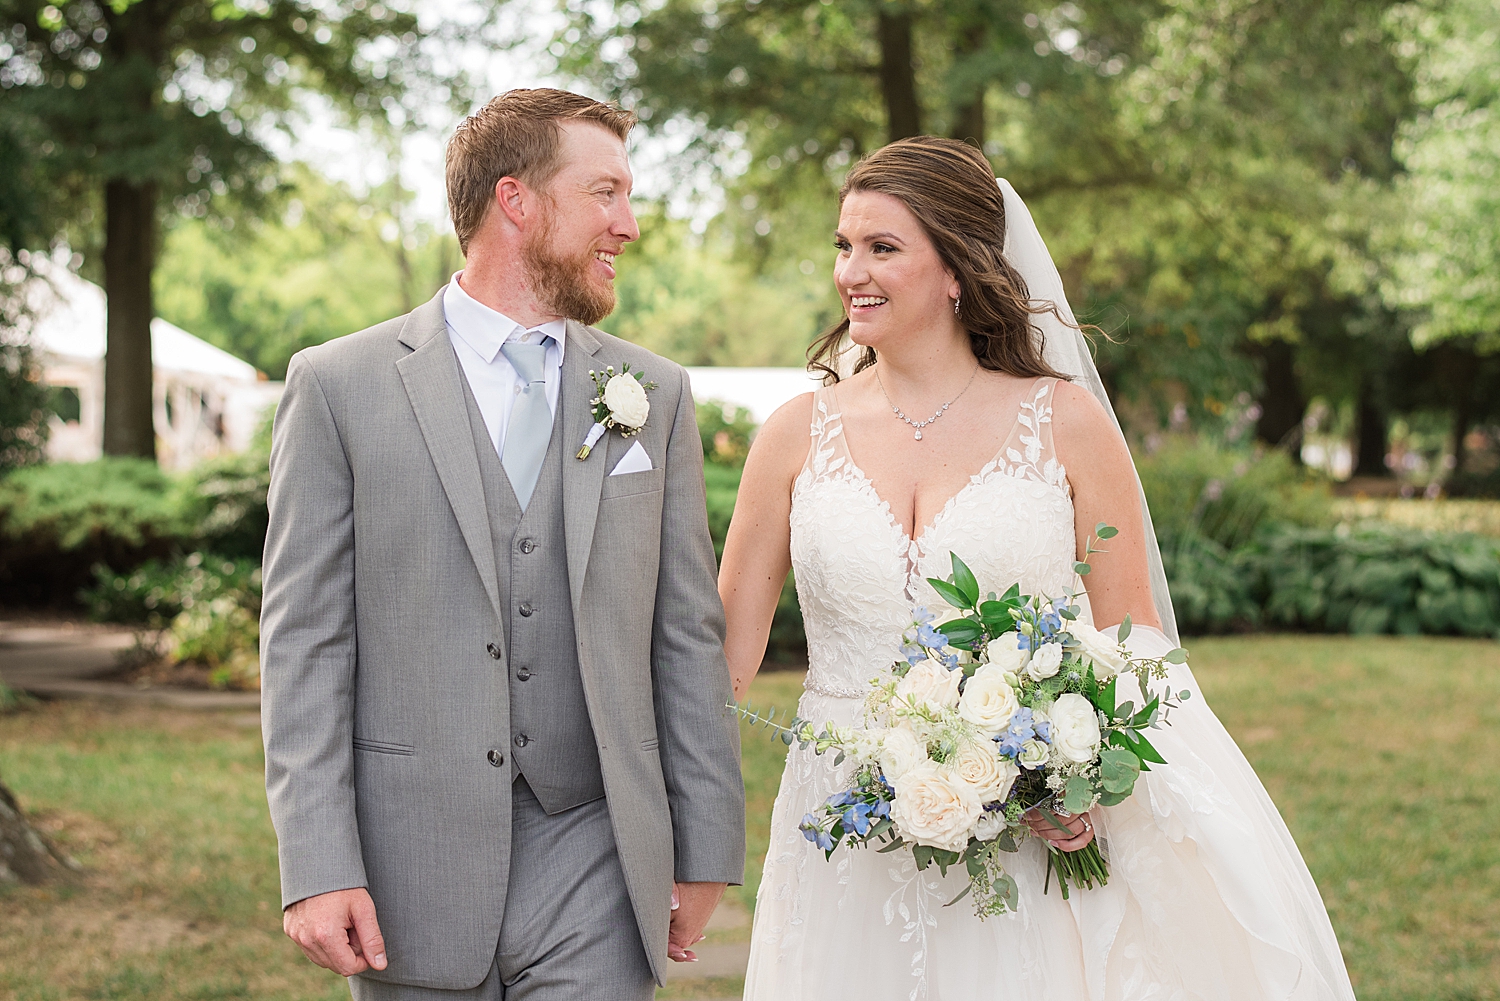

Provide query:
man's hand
left=667, top=881, right=726, bottom=963
left=283, top=887, right=388, bottom=976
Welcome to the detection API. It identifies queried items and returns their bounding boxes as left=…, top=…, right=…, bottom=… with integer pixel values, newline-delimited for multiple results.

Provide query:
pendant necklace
left=875, top=363, right=980, bottom=440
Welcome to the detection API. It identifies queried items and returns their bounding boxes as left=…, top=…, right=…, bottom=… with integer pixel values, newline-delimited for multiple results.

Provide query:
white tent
left=27, top=262, right=281, bottom=469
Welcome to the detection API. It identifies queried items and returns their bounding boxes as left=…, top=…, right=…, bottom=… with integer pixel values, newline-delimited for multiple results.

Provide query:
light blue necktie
left=499, top=336, right=553, bottom=511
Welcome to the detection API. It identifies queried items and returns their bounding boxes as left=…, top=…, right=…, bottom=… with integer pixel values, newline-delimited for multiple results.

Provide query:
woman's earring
left=953, top=295, right=961, bottom=315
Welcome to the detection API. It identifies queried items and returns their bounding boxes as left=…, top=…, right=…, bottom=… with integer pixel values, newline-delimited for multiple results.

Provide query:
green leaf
left=1096, top=524, right=1119, bottom=540
left=951, top=553, right=980, bottom=604
left=1095, top=790, right=1130, bottom=807
left=1165, top=648, right=1188, bottom=664
left=940, top=619, right=984, bottom=647
left=912, top=844, right=933, bottom=869
left=1122, top=729, right=1168, bottom=765
left=1063, top=776, right=1093, bottom=814
left=928, top=579, right=972, bottom=610
left=1074, top=562, right=1092, bottom=576
left=1099, top=748, right=1142, bottom=794
left=1001, top=583, right=1023, bottom=601
left=945, top=883, right=974, bottom=907
left=1117, top=614, right=1132, bottom=643
left=1092, top=677, right=1118, bottom=714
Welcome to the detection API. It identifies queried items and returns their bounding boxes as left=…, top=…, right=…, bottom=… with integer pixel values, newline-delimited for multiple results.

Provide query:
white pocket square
left=609, top=440, right=653, bottom=476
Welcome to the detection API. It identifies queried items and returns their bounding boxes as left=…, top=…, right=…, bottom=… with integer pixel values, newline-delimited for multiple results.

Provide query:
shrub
left=81, top=551, right=261, bottom=628
left=697, top=400, right=757, bottom=468
left=1138, top=437, right=1332, bottom=551
left=178, top=442, right=270, bottom=562
left=1160, top=531, right=1261, bottom=634
left=0, top=458, right=189, bottom=605
left=83, top=552, right=262, bottom=690
left=1248, top=525, right=1500, bottom=637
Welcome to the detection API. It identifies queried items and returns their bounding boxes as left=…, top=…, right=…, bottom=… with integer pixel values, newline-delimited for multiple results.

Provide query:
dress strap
left=996, top=377, right=1070, bottom=495
left=801, top=383, right=852, bottom=483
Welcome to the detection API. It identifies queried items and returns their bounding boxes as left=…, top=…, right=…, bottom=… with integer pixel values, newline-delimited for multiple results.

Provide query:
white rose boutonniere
left=576, top=364, right=659, bottom=459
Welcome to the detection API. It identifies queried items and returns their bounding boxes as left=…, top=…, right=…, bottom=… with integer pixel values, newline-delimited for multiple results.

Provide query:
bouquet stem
left=1044, top=842, right=1109, bottom=900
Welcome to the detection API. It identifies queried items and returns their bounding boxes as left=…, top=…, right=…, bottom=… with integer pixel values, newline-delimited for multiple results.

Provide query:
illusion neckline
left=824, top=379, right=1042, bottom=549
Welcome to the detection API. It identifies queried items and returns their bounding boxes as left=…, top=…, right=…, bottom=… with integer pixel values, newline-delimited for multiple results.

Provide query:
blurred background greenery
left=2, top=1, right=1500, bottom=997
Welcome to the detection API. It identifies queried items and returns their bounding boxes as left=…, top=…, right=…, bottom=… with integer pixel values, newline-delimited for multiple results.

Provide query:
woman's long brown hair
left=809, top=136, right=1071, bottom=384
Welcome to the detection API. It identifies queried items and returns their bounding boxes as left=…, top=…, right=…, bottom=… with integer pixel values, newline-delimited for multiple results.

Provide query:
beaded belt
left=802, top=677, right=868, bottom=700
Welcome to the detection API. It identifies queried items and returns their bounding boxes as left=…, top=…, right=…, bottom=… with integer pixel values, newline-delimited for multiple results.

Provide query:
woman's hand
left=1023, top=807, right=1095, bottom=852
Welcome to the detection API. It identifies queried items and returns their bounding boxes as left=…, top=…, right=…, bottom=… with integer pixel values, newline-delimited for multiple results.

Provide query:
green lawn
left=1, top=636, right=1497, bottom=1000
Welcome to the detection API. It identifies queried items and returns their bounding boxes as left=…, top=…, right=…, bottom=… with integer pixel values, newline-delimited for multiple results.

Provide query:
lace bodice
left=790, top=378, right=1076, bottom=701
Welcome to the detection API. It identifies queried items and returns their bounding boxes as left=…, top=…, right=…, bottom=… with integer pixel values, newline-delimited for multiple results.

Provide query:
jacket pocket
left=600, top=466, right=666, bottom=500
left=640, top=737, right=659, bottom=751
left=353, top=737, right=416, bottom=756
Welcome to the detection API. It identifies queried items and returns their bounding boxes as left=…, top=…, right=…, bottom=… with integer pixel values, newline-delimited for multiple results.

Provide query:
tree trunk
left=0, top=777, right=76, bottom=884
left=1353, top=377, right=1390, bottom=477
left=877, top=9, right=922, bottom=141
left=1254, top=339, right=1306, bottom=457
left=950, top=22, right=986, bottom=147
left=102, top=177, right=158, bottom=460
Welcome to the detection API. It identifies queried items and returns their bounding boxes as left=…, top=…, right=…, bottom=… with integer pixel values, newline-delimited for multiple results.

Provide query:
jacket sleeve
left=260, top=352, right=367, bottom=908
left=650, top=366, right=746, bottom=885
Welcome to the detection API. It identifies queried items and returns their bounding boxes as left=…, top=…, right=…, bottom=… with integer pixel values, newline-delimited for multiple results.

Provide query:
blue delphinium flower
left=916, top=622, right=950, bottom=650
left=996, top=707, right=1038, bottom=758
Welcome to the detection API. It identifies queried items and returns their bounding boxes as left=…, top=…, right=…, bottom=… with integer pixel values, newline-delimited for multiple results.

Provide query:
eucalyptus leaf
left=1063, top=776, right=1093, bottom=814
left=1118, top=614, right=1132, bottom=643
left=1166, top=648, right=1188, bottom=664
left=1099, top=747, right=1142, bottom=794
left=1074, top=562, right=1092, bottom=576
left=1096, top=524, right=1119, bottom=540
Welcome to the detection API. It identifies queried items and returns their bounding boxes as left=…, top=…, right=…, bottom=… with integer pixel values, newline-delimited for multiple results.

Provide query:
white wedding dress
left=742, top=379, right=1356, bottom=1001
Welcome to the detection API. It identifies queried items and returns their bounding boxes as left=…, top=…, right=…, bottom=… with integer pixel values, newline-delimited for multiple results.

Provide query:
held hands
left=283, top=887, right=388, bottom=976
left=1023, top=808, right=1096, bottom=853
left=667, top=881, right=726, bottom=963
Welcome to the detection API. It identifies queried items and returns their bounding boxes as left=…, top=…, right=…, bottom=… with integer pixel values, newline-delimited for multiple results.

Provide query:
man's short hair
left=445, top=88, right=636, bottom=254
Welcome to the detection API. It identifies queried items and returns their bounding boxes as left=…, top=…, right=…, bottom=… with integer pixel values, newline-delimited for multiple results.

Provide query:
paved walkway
left=0, top=620, right=260, bottom=709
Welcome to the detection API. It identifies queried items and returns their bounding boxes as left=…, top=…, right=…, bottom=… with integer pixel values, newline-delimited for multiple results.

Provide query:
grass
left=1, top=636, right=1497, bottom=1000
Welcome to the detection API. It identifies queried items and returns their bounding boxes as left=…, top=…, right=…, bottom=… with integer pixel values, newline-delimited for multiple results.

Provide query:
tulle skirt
left=743, top=628, right=1356, bottom=1001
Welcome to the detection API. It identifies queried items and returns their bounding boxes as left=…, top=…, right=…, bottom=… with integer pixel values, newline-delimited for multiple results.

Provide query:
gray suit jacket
left=260, top=288, right=744, bottom=989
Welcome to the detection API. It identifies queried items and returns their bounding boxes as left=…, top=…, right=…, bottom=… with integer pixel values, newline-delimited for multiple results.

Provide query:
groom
left=260, top=88, right=744, bottom=1000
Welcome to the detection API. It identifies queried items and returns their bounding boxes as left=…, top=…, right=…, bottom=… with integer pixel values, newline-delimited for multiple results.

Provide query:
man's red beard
left=521, top=205, right=616, bottom=327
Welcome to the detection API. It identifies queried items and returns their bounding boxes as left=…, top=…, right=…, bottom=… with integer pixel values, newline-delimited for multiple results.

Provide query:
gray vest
left=461, top=377, right=605, bottom=815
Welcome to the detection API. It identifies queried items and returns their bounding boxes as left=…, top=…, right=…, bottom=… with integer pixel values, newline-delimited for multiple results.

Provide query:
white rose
left=602, top=373, right=650, bottom=428
left=985, top=632, right=1028, bottom=674
left=1025, top=641, right=1064, bottom=681
left=896, top=658, right=962, bottom=711
left=889, top=763, right=983, bottom=853
left=1017, top=739, right=1051, bottom=770
left=946, top=740, right=1021, bottom=803
left=956, top=664, right=1020, bottom=736
left=1048, top=693, right=1102, bottom=766
left=877, top=726, right=929, bottom=781
left=973, top=809, right=1008, bottom=841
left=1069, top=622, right=1128, bottom=680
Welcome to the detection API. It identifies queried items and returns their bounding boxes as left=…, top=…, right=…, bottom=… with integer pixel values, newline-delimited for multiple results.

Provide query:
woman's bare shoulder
left=1048, top=378, right=1118, bottom=445
left=744, top=390, right=817, bottom=482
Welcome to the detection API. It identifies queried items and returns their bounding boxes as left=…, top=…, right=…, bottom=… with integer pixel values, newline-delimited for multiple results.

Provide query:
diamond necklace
left=874, top=363, right=980, bottom=440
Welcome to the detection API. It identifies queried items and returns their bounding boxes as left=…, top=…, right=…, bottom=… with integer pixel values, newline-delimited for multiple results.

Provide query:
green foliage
left=0, top=458, right=187, bottom=604
left=1138, top=438, right=1334, bottom=551
left=154, top=166, right=460, bottom=380
left=1383, top=0, right=1500, bottom=350
left=697, top=399, right=758, bottom=467
left=81, top=551, right=260, bottom=630
left=1251, top=524, right=1500, bottom=637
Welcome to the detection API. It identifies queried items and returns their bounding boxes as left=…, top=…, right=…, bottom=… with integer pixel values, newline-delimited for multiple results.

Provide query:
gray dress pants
left=349, top=778, right=656, bottom=1001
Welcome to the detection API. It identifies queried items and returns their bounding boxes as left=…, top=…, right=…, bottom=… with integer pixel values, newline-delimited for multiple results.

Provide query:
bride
left=718, top=137, right=1356, bottom=1000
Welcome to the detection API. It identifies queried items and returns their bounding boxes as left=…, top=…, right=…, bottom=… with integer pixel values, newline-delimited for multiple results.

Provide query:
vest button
left=515, top=669, right=531, bottom=682
left=487, top=749, right=505, bottom=767
left=519, top=603, right=534, bottom=617
left=519, top=539, right=535, bottom=554
left=514, top=734, right=530, bottom=747
left=486, top=642, right=501, bottom=660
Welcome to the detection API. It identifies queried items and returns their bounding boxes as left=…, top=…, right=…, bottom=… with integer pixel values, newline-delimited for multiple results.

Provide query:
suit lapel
left=562, top=320, right=606, bottom=611
left=396, top=290, right=504, bottom=625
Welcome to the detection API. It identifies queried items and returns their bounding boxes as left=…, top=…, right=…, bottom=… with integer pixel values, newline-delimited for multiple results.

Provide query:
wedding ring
left=1081, top=816, right=1093, bottom=834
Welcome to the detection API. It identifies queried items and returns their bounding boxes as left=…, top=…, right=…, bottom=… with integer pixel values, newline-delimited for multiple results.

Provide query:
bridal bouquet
left=741, top=525, right=1191, bottom=918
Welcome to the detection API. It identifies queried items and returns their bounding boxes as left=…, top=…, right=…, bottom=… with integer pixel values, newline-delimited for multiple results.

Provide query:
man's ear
left=493, top=176, right=530, bottom=230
